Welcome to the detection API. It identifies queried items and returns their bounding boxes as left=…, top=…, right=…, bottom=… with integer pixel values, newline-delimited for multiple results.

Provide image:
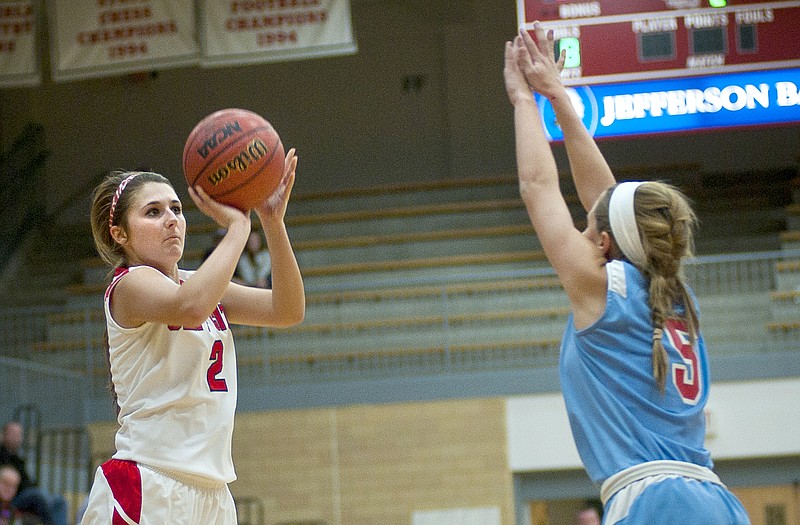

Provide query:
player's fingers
left=516, top=46, right=538, bottom=82
left=504, top=40, right=513, bottom=68
left=533, top=21, right=551, bottom=57
left=283, top=147, right=296, bottom=173
left=519, top=26, right=542, bottom=61
left=541, top=28, right=557, bottom=61
left=557, top=49, right=567, bottom=71
left=281, top=157, right=297, bottom=198
left=188, top=186, right=208, bottom=210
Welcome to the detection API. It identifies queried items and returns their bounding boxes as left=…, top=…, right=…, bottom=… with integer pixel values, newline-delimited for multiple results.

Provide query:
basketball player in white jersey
left=82, top=149, right=304, bottom=525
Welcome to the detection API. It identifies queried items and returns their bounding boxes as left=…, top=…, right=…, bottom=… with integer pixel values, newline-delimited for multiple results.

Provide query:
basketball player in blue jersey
left=82, top=149, right=304, bottom=524
left=504, top=24, right=750, bottom=524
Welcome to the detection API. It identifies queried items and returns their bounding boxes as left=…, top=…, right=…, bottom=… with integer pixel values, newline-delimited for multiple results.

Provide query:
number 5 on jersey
left=664, top=319, right=702, bottom=405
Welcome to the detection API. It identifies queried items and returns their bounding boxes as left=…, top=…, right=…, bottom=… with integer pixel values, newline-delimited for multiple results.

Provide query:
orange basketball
left=182, top=108, right=285, bottom=211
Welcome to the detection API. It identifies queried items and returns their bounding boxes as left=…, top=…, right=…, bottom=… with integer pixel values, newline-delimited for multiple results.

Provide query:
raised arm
left=219, top=148, right=305, bottom=328
left=518, top=24, right=616, bottom=212
left=506, top=33, right=608, bottom=326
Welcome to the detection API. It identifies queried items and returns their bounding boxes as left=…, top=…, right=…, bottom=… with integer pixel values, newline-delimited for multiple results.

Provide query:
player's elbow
left=175, top=303, right=217, bottom=328
left=271, top=302, right=305, bottom=328
left=278, top=307, right=305, bottom=328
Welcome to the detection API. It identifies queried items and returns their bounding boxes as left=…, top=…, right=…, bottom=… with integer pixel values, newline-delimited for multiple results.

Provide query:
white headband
left=609, top=181, right=647, bottom=267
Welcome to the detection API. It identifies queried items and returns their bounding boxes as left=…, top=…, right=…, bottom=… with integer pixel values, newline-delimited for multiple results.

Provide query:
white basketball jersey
left=104, top=266, right=237, bottom=484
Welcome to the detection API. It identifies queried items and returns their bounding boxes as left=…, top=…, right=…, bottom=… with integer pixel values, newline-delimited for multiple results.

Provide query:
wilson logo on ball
left=207, top=138, right=271, bottom=187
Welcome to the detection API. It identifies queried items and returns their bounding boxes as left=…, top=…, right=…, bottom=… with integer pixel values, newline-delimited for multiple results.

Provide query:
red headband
left=108, top=173, right=140, bottom=231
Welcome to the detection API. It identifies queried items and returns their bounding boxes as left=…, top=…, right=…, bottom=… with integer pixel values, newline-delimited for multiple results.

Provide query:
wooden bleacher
left=7, top=164, right=800, bottom=383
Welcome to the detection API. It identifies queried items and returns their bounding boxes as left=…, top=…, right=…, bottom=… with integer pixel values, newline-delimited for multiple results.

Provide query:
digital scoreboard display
left=517, top=1, right=800, bottom=139
left=517, top=0, right=800, bottom=85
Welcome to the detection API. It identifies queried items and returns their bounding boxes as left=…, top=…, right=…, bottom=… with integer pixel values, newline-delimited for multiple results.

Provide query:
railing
left=1, top=249, right=798, bottom=388
left=1, top=369, right=89, bottom=524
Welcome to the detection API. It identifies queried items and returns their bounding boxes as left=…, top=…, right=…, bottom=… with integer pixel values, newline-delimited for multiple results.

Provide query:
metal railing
left=0, top=248, right=798, bottom=389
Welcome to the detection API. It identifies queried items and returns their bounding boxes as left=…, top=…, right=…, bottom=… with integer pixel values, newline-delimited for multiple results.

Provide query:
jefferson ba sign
left=537, top=68, right=800, bottom=141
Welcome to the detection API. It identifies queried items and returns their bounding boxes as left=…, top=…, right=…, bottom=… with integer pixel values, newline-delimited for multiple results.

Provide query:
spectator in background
left=575, top=499, right=602, bottom=525
left=0, top=422, right=67, bottom=525
left=236, top=230, right=272, bottom=288
left=0, top=464, right=22, bottom=525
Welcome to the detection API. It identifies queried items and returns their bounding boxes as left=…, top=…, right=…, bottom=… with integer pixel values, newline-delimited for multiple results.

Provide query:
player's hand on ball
left=254, top=148, right=297, bottom=222
left=189, top=185, right=251, bottom=232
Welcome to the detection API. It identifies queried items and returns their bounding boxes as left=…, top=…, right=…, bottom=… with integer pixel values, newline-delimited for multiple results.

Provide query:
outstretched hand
left=504, top=36, right=534, bottom=106
left=517, top=23, right=566, bottom=100
left=253, top=147, right=297, bottom=223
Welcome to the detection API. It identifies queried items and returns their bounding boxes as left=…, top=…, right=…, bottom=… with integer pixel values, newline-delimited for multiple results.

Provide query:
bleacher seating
left=2, top=164, right=799, bottom=390
left=763, top=173, right=800, bottom=341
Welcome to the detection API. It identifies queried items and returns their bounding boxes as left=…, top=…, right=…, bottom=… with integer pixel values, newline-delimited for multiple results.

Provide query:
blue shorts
left=605, top=475, right=750, bottom=525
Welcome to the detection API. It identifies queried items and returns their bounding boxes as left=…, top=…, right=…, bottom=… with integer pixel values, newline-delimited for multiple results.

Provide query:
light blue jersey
left=560, top=260, right=711, bottom=485
left=560, top=260, right=750, bottom=524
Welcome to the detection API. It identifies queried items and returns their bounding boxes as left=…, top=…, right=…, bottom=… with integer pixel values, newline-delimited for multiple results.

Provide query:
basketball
left=182, top=108, right=285, bottom=211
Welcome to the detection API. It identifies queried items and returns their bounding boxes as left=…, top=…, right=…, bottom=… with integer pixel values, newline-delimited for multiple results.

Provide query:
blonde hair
left=595, top=181, right=699, bottom=392
left=90, top=170, right=172, bottom=268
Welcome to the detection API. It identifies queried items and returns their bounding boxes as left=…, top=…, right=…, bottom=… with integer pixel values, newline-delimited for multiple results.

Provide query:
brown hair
left=90, top=170, right=173, bottom=269
left=594, top=181, right=699, bottom=392
left=90, top=170, right=172, bottom=414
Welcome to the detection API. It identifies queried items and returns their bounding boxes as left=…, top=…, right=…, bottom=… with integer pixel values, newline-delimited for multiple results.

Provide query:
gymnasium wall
left=507, top=377, right=800, bottom=472
left=87, top=397, right=514, bottom=525
left=0, top=0, right=799, bottom=226
left=85, top=377, right=800, bottom=525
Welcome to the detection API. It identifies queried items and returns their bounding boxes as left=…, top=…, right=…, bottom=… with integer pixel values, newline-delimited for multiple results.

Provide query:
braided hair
left=595, top=181, right=699, bottom=392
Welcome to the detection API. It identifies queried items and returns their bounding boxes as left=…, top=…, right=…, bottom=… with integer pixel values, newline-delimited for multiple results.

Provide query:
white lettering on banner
left=684, top=13, right=728, bottom=28
left=735, top=9, right=774, bottom=25
left=776, top=82, right=800, bottom=106
left=552, top=26, right=580, bottom=39
left=599, top=83, right=771, bottom=126
left=632, top=18, right=678, bottom=33
left=559, top=2, right=601, bottom=19
left=687, top=54, right=725, bottom=68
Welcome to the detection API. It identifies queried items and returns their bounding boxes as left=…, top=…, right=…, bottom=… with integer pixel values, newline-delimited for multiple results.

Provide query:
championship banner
left=0, top=1, right=40, bottom=87
left=48, top=0, right=198, bottom=82
left=200, top=0, right=357, bottom=67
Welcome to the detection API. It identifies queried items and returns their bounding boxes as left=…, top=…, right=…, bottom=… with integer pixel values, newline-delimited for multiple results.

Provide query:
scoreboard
left=517, top=0, right=800, bottom=85
left=517, top=1, right=800, bottom=138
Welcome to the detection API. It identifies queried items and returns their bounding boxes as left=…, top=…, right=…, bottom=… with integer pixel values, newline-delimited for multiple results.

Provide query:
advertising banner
left=537, top=67, right=800, bottom=140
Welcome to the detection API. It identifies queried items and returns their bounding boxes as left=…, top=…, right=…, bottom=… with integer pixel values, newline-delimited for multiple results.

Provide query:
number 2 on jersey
left=664, top=319, right=701, bottom=405
left=207, top=340, right=228, bottom=392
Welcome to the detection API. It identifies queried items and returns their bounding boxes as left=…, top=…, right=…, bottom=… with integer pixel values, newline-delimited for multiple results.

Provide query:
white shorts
left=80, top=459, right=237, bottom=525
